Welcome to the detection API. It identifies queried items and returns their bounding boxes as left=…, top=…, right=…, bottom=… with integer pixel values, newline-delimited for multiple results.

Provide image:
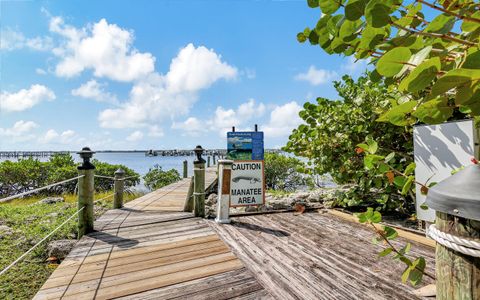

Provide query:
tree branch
left=418, top=0, right=480, bottom=24
left=391, top=22, right=476, bottom=46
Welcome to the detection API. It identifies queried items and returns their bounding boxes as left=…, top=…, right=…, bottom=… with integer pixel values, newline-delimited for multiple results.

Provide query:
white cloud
left=40, top=129, right=77, bottom=144
left=98, top=43, right=238, bottom=128
left=295, top=66, right=337, bottom=86
left=50, top=17, right=155, bottom=81
left=0, top=120, right=38, bottom=137
left=172, top=117, right=207, bottom=136
left=172, top=98, right=264, bottom=137
left=0, top=28, right=53, bottom=51
left=148, top=125, right=164, bottom=137
left=0, top=84, right=56, bottom=112
left=71, top=80, right=118, bottom=103
left=166, top=43, right=237, bottom=93
left=262, top=101, right=303, bottom=138
left=126, top=130, right=143, bottom=142
left=36, top=68, right=47, bottom=75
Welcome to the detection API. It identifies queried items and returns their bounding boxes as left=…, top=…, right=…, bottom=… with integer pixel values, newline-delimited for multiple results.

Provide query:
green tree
left=264, top=153, right=311, bottom=191
left=299, top=0, right=480, bottom=125
left=143, top=165, right=181, bottom=190
left=285, top=74, right=414, bottom=211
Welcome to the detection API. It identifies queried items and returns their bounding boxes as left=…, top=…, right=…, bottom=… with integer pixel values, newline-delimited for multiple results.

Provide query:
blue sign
left=227, top=131, right=264, bottom=160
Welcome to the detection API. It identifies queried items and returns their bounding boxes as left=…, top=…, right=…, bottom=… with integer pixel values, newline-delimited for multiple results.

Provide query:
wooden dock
left=34, top=165, right=436, bottom=300
left=34, top=168, right=269, bottom=300
left=210, top=212, right=435, bottom=300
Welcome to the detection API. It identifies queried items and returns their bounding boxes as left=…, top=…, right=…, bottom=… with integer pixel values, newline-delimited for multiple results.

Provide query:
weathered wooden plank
left=209, top=212, right=436, bottom=300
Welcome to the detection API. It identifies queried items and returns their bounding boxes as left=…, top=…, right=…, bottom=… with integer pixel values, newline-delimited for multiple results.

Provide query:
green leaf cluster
left=300, top=0, right=480, bottom=125
left=0, top=154, right=140, bottom=199
left=264, top=153, right=311, bottom=191
left=285, top=74, right=414, bottom=212
left=143, top=165, right=181, bottom=191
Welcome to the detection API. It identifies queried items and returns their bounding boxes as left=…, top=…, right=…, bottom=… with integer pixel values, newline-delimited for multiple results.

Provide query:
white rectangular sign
left=230, top=160, right=265, bottom=207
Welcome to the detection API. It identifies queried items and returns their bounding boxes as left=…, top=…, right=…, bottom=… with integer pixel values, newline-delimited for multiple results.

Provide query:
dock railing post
left=77, top=147, right=95, bottom=239
left=213, top=153, right=216, bottom=165
left=183, top=177, right=195, bottom=212
left=207, top=156, right=211, bottom=168
left=114, top=168, right=125, bottom=209
left=193, top=145, right=206, bottom=218
left=183, top=159, right=188, bottom=178
left=215, top=160, right=233, bottom=223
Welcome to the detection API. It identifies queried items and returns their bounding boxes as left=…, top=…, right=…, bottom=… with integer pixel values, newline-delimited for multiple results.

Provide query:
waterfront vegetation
left=0, top=191, right=142, bottom=300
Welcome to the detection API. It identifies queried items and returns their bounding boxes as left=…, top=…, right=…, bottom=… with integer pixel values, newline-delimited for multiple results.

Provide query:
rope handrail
left=0, top=207, right=85, bottom=277
left=93, top=175, right=138, bottom=181
left=0, top=175, right=85, bottom=203
left=94, top=193, right=115, bottom=204
left=94, top=175, right=115, bottom=180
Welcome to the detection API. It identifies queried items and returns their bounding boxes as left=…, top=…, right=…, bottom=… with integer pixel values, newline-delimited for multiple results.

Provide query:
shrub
left=264, top=152, right=310, bottom=191
left=143, top=165, right=181, bottom=190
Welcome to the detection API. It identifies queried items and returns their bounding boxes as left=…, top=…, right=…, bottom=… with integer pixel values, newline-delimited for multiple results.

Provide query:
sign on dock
left=230, top=161, right=265, bottom=206
left=227, top=131, right=264, bottom=160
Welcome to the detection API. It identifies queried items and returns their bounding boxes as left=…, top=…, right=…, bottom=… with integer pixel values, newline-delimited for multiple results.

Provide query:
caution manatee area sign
left=230, top=160, right=265, bottom=207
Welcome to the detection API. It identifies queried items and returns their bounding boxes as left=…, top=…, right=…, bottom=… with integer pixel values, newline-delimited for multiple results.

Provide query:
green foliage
left=91, top=159, right=140, bottom=192
left=143, top=165, right=181, bottom=191
left=285, top=74, right=414, bottom=212
left=299, top=0, right=480, bottom=125
left=0, top=154, right=140, bottom=199
left=264, top=153, right=311, bottom=191
left=357, top=207, right=429, bottom=286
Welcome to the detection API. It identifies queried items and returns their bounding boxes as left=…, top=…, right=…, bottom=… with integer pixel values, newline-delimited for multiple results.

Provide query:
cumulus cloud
left=0, top=84, right=56, bottom=112
left=262, top=101, right=303, bottom=138
left=36, top=68, right=47, bottom=75
left=50, top=17, right=155, bottom=81
left=71, top=80, right=118, bottom=104
left=172, top=99, right=265, bottom=137
left=148, top=125, right=164, bottom=137
left=0, top=120, right=38, bottom=137
left=0, top=28, right=53, bottom=51
left=40, top=129, right=77, bottom=144
left=295, top=66, right=337, bottom=86
left=126, top=130, right=144, bottom=142
left=99, top=43, right=238, bottom=128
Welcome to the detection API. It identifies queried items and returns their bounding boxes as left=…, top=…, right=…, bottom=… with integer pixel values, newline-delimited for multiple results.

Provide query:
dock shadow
left=231, top=220, right=290, bottom=237
left=89, top=231, right=139, bottom=248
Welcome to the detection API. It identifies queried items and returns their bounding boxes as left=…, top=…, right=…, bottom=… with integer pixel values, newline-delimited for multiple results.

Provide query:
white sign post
left=230, top=160, right=265, bottom=207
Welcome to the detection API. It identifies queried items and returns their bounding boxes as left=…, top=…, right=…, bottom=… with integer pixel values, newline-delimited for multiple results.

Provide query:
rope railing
left=0, top=207, right=85, bottom=277
left=94, top=193, right=115, bottom=204
left=94, top=175, right=138, bottom=181
left=0, top=175, right=85, bottom=203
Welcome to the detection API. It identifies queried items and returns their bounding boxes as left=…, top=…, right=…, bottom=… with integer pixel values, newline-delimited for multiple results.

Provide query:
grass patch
left=0, top=191, right=143, bottom=299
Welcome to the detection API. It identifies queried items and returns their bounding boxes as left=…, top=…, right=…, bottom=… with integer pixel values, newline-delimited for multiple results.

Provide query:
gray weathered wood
left=78, top=168, right=94, bottom=238
left=114, top=169, right=125, bottom=209
left=193, top=162, right=205, bottom=218
left=183, top=177, right=194, bottom=212
left=435, top=211, right=480, bottom=300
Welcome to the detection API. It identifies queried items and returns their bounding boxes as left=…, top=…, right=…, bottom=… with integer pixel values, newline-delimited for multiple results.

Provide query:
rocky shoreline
left=205, top=186, right=352, bottom=217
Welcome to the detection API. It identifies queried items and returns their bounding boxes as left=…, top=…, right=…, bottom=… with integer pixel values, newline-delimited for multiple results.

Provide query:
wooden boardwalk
left=34, top=168, right=269, bottom=300
left=210, top=212, right=435, bottom=300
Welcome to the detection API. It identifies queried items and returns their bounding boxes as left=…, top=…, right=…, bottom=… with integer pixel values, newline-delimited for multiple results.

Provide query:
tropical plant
left=143, top=165, right=181, bottom=190
left=0, top=154, right=140, bottom=198
left=264, top=152, right=311, bottom=191
left=285, top=74, right=415, bottom=212
left=299, top=0, right=480, bottom=125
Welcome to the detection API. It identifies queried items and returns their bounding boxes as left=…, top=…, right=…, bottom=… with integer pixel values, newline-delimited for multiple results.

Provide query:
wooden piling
left=183, top=160, right=188, bottom=178
left=435, top=212, right=480, bottom=299
left=77, top=147, right=95, bottom=239
left=193, top=161, right=206, bottom=218
left=183, top=177, right=194, bottom=212
left=114, top=168, right=125, bottom=209
left=207, top=156, right=211, bottom=168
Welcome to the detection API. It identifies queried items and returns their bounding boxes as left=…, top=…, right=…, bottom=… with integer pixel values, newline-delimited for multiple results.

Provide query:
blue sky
left=0, top=0, right=367, bottom=151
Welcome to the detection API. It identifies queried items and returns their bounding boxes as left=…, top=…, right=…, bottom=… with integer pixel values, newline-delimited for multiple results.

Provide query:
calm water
left=0, top=152, right=199, bottom=177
